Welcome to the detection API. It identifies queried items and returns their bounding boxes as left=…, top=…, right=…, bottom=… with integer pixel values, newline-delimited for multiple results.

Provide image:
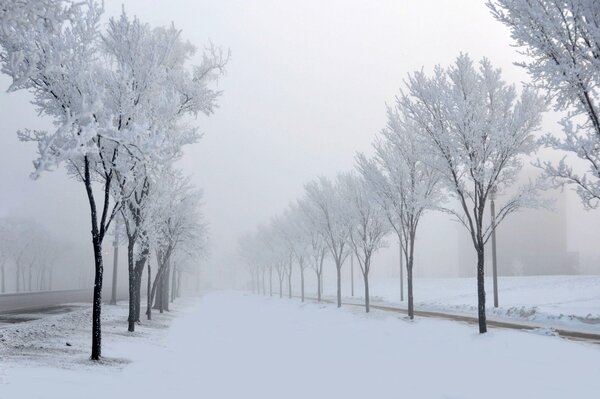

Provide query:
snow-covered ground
left=0, top=301, right=178, bottom=372
left=1, top=292, right=599, bottom=398
left=309, top=274, right=600, bottom=332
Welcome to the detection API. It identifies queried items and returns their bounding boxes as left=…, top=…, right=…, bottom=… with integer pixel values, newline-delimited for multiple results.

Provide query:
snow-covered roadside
left=0, top=300, right=184, bottom=373
left=308, top=275, right=600, bottom=333
left=2, top=291, right=599, bottom=399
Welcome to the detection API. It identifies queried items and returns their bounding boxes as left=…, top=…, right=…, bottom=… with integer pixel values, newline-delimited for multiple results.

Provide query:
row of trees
left=0, top=1, right=220, bottom=359
left=0, top=218, right=63, bottom=293
left=241, top=0, right=600, bottom=334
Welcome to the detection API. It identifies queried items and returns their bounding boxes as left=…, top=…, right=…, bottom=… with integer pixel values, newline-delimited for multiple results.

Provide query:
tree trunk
left=127, top=237, right=136, bottom=332
left=269, top=267, right=273, bottom=296
left=48, top=269, right=53, bottom=291
left=146, top=262, right=152, bottom=320
left=133, top=246, right=149, bottom=322
left=350, top=255, right=354, bottom=297
left=399, top=236, right=404, bottom=302
left=336, top=264, right=342, bottom=308
left=407, top=264, right=414, bottom=319
left=407, top=232, right=415, bottom=320
left=90, top=235, right=104, bottom=360
left=134, top=268, right=143, bottom=322
left=153, top=274, right=163, bottom=310
left=287, top=265, right=292, bottom=299
left=262, top=269, right=266, bottom=295
left=171, top=264, right=177, bottom=303
left=162, top=263, right=170, bottom=312
left=363, top=272, right=370, bottom=313
left=279, top=275, right=283, bottom=298
left=300, top=267, right=305, bottom=302
left=316, top=271, right=322, bottom=302
left=477, top=245, right=487, bottom=333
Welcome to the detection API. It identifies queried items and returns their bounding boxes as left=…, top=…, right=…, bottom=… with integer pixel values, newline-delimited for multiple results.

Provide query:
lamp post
left=490, top=186, right=499, bottom=308
left=110, top=219, right=119, bottom=305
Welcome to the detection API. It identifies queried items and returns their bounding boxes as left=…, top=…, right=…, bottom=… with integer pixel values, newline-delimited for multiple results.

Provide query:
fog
left=1, top=0, right=599, bottom=294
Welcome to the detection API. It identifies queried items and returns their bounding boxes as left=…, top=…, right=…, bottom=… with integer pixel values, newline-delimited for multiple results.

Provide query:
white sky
left=1, top=1, right=599, bottom=284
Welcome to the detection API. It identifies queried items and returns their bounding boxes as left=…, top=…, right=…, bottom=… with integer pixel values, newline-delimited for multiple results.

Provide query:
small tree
left=341, top=173, right=389, bottom=313
left=298, top=198, right=328, bottom=302
left=402, top=54, right=545, bottom=332
left=304, top=175, right=352, bottom=308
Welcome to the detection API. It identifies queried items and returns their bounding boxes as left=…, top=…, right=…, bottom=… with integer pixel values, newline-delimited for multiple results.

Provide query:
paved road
left=0, top=288, right=129, bottom=314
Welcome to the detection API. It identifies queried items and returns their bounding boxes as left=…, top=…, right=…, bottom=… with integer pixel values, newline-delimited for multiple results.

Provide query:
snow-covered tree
left=488, top=0, right=600, bottom=209
left=304, top=175, right=352, bottom=308
left=357, top=103, right=442, bottom=318
left=0, top=0, right=116, bottom=359
left=286, top=204, right=311, bottom=302
left=146, top=170, right=206, bottom=319
left=102, top=10, right=226, bottom=332
left=401, top=54, right=545, bottom=332
left=341, top=173, right=389, bottom=313
left=298, top=198, right=329, bottom=302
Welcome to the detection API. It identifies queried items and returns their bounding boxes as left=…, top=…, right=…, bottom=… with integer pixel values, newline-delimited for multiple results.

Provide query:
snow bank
left=310, top=274, right=600, bottom=332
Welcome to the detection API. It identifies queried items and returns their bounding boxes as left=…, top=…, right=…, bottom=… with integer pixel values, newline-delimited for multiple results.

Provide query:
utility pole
left=399, top=236, right=404, bottom=302
left=350, top=254, right=354, bottom=297
left=110, top=219, right=119, bottom=305
left=490, top=186, right=499, bottom=308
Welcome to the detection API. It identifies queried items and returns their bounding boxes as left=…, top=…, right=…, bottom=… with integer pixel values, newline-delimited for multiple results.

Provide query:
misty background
left=1, top=0, right=599, bottom=293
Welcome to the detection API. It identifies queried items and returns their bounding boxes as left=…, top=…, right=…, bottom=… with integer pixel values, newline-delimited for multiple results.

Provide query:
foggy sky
left=1, top=1, right=599, bottom=287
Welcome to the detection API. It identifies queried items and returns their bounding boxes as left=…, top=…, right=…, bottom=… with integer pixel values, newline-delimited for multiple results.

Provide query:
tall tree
left=489, top=0, right=600, bottom=209
left=357, top=104, right=442, bottom=319
left=402, top=54, right=545, bottom=332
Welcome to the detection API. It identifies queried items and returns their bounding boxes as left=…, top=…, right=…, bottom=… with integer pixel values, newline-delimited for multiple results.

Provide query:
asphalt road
left=0, top=287, right=129, bottom=314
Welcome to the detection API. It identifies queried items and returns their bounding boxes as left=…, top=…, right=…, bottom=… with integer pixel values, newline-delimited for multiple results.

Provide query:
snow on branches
left=489, top=0, right=600, bottom=209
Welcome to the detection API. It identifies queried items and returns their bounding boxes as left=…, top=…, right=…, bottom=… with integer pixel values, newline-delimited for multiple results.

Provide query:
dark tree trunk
left=127, top=237, right=136, bottom=332
left=363, top=272, right=370, bottom=313
left=477, top=245, right=487, bottom=333
left=407, top=265, right=414, bottom=319
left=316, top=271, right=322, bottom=302
left=133, top=247, right=149, bottom=322
left=146, top=262, right=152, bottom=320
left=133, top=268, right=143, bottom=321
left=153, top=274, right=163, bottom=310
left=336, top=264, right=342, bottom=308
left=90, top=234, right=104, bottom=360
